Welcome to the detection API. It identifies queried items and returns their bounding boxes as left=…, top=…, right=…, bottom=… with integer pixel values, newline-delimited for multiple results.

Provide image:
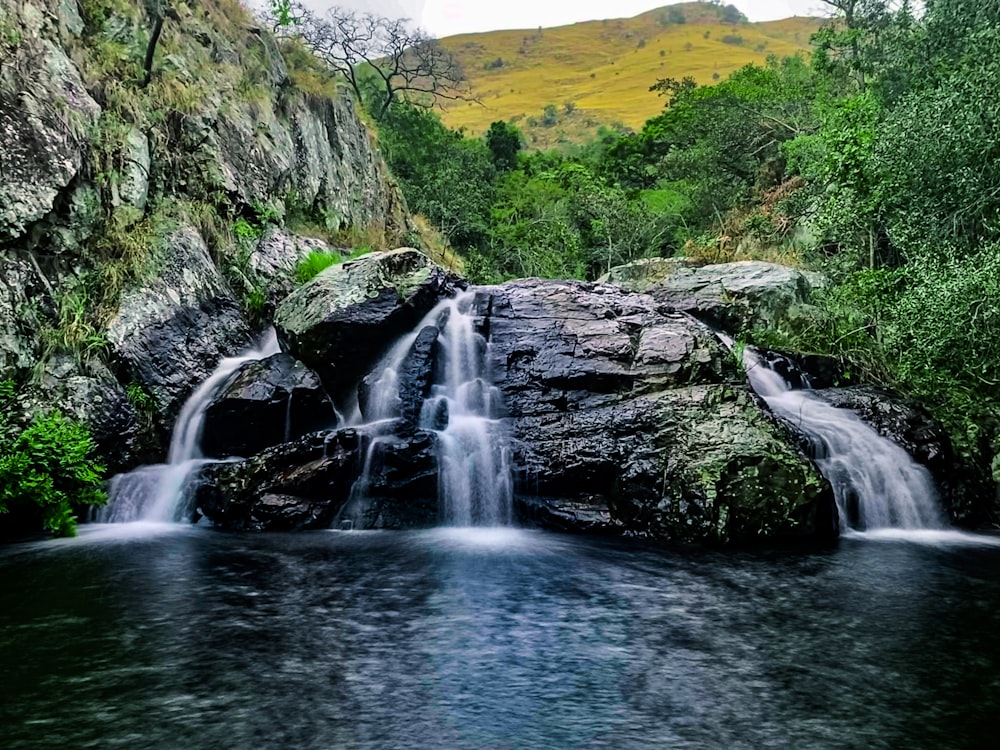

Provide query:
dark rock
left=274, top=249, right=463, bottom=395
left=515, top=495, right=625, bottom=536
left=196, top=429, right=361, bottom=531
left=360, top=324, right=439, bottom=426
left=196, top=424, right=441, bottom=531
left=481, top=279, right=835, bottom=545
left=337, top=429, right=439, bottom=529
left=200, top=353, right=337, bottom=459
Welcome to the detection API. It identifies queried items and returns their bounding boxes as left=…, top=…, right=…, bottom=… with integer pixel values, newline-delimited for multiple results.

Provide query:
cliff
left=0, top=0, right=414, bottom=470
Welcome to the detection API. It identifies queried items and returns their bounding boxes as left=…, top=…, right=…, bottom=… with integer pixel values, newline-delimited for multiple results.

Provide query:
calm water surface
left=2, top=525, right=1000, bottom=749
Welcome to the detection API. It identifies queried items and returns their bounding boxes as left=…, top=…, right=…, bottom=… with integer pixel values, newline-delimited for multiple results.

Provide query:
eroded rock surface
left=105, top=225, right=253, bottom=424
left=200, top=353, right=337, bottom=460
left=477, top=279, right=835, bottom=545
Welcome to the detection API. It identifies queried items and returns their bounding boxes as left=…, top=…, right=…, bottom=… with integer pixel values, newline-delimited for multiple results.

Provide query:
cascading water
left=346, top=290, right=513, bottom=527
left=96, top=330, right=281, bottom=523
left=741, top=347, right=947, bottom=532
left=419, top=294, right=513, bottom=526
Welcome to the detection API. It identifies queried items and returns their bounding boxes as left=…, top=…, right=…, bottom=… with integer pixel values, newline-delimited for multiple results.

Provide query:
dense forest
left=349, top=0, right=1000, bottom=489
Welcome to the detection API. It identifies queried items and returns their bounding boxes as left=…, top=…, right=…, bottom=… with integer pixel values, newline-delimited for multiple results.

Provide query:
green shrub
left=0, top=411, right=107, bottom=537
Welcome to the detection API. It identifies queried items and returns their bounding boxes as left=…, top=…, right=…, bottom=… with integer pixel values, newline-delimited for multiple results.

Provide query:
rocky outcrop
left=200, top=353, right=337, bottom=459
left=0, top=0, right=417, bottom=494
left=105, top=225, right=254, bottom=424
left=0, top=0, right=100, bottom=243
left=477, top=279, right=835, bottom=545
left=197, top=429, right=361, bottom=531
left=196, top=424, right=439, bottom=531
left=274, top=248, right=463, bottom=391
left=607, top=259, right=826, bottom=336
left=195, top=272, right=836, bottom=543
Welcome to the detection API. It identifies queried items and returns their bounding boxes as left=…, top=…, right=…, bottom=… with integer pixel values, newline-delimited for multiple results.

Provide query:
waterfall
left=742, top=347, right=947, bottom=532
left=418, top=294, right=513, bottom=526
left=346, top=290, right=513, bottom=527
left=97, top=330, right=281, bottom=523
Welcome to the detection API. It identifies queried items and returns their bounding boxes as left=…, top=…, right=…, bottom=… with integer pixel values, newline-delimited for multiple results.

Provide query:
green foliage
left=270, top=0, right=295, bottom=28
left=378, top=102, right=497, bottom=249
left=0, top=408, right=107, bottom=538
left=485, top=120, right=523, bottom=172
left=295, top=250, right=341, bottom=283
left=232, top=217, right=262, bottom=243
left=293, top=247, right=373, bottom=284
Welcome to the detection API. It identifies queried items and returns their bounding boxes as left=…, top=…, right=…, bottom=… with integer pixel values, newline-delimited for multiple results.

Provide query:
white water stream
left=742, top=347, right=947, bottom=532
left=345, top=291, right=513, bottom=527
left=97, top=330, right=281, bottom=523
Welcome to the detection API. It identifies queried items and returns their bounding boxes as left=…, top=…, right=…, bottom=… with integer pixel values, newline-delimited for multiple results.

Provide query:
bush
left=0, top=410, right=107, bottom=537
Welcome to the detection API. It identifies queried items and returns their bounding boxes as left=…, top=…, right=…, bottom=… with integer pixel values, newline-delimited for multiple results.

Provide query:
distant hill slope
left=436, top=2, right=820, bottom=148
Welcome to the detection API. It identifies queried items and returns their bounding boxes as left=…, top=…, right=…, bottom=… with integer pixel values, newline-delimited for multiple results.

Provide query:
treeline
left=369, top=0, right=1000, bottom=481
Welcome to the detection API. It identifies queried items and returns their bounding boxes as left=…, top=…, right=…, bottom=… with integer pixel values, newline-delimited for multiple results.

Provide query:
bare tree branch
left=265, top=3, right=479, bottom=118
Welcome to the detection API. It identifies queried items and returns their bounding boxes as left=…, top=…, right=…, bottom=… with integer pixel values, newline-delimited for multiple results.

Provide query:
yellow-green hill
left=437, top=2, right=820, bottom=148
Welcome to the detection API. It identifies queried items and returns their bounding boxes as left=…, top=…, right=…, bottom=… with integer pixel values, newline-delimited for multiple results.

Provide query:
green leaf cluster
left=0, top=399, right=107, bottom=538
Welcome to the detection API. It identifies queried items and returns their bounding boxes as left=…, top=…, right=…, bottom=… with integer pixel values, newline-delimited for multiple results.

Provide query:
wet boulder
left=274, top=248, right=463, bottom=394
left=358, top=324, right=439, bottom=427
left=196, top=425, right=440, bottom=531
left=197, top=429, right=362, bottom=531
left=200, top=353, right=337, bottom=459
left=479, top=279, right=835, bottom=545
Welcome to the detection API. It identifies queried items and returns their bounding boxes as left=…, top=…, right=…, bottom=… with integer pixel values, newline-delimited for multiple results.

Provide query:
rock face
left=607, top=259, right=825, bottom=336
left=0, top=0, right=418, bottom=496
left=248, top=227, right=338, bottom=309
left=196, top=425, right=439, bottom=531
left=275, top=248, right=463, bottom=392
left=0, top=0, right=100, bottom=242
left=477, top=280, right=835, bottom=545
left=105, top=225, right=254, bottom=425
left=0, top=256, right=45, bottom=380
left=200, top=353, right=337, bottom=459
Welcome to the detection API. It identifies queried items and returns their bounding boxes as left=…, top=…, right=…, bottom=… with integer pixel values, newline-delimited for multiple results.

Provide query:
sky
left=298, top=1, right=829, bottom=37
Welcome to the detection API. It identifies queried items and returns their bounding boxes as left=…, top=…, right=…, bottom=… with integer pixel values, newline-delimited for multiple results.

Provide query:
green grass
left=294, top=247, right=373, bottom=284
left=436, top=2, right=819, bottom=147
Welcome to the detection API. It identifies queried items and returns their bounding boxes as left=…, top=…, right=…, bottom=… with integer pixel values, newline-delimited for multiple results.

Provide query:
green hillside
left=437, top=2, right=820, bottom=147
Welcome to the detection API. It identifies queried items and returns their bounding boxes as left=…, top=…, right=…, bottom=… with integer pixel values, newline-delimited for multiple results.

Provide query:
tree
left=281, top=5, right=476, bottom=118
left=485, top=121, right=523, bottom=173
left=812, top=0, right=904, bottom=93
